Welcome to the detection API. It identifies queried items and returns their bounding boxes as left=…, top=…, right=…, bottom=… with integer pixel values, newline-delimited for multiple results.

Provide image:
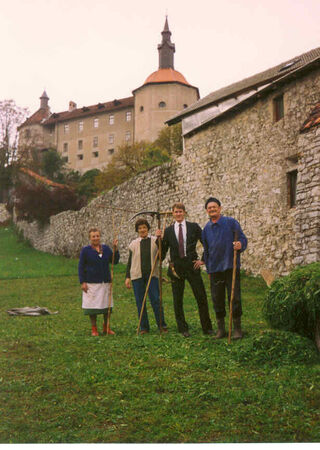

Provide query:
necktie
left=178, top=224, right=184, bottom=258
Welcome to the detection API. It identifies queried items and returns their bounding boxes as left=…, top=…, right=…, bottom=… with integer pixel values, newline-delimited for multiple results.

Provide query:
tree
left=0, top=100, right=29, bottom=201
left=41, top=148, right=67, bottom=181
left=76, top=168, right=100, bottom=199
left=94, top=141, right=170, bottom=192
left=154, top=123, right=183, bottom=156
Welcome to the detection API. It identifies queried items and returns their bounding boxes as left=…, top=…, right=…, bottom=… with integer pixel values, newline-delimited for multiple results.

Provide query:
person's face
left=90, top=231, right=101, bottom=246
left=173, top=208, right=186, bottom=223
left=137, top=224, right=149, bottom=238
left=206, top=202, right=221, bottom=221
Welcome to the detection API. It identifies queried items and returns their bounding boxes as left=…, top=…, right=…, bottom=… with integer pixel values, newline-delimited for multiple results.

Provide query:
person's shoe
left=182, top=331, right=190, bottom=338
left=215, top=318, right=226, bottom=339
left=204, top=329, right=214, bottom=335
left=91, top=326, right=99, bottom=336
left=233, top=317, right=243, bottom=340
left=103, top=323, right=115, bottom=335
left=139, top=330, right=149, bottom=335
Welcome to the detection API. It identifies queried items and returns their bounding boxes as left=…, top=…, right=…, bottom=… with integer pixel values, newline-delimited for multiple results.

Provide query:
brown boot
left=215, top=318, right=226, bottom=339
left=233, top=317, right=243, bottom=340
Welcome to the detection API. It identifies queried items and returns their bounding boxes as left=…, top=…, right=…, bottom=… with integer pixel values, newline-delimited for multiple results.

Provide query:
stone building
left=18, top=18, right=199, bottom=173
left=15, top=45, right=320, bottom=276
left=166, top=46, right=320, bottom=274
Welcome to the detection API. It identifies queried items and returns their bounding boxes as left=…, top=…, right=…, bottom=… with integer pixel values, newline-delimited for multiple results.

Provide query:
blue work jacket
left=202, top=216, right=247, bottom=273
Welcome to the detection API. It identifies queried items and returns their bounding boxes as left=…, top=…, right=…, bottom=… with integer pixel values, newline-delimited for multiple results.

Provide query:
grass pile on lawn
left=263, top=262, right=320, bottom=350
left=1, top=226, right=320, bottom=443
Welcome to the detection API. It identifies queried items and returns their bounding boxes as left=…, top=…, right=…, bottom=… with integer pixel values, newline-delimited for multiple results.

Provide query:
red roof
left=300, top=103, right=320, bottom=132
left=144, top=68, right=191, bottom=86
left=20, top=167, right=67, bottom=189
left=44, top=96, right=134, bottom=125
left=19, top=108, right=50, bottom=128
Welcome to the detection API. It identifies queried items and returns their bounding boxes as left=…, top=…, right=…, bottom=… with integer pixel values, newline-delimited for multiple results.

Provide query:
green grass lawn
left=0, top=225, right=319, bottom=443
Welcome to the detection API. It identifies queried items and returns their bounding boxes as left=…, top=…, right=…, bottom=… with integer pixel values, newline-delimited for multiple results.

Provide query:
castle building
left=18, top=18, right=199, bottom=173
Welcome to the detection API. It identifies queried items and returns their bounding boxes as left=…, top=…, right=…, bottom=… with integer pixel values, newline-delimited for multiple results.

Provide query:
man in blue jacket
left=202, top=197, right=247, bottom=339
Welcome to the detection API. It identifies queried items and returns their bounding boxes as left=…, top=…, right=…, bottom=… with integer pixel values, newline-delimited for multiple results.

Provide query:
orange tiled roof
left=20, top=167, right=67, bottom=189
left=300, top=103, right=320, bottom=132
left=144, top=68, right=191, bottom=86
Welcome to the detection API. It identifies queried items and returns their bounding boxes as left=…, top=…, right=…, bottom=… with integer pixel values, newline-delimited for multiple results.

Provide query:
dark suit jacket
left=162, top=221, right=203, bottom=263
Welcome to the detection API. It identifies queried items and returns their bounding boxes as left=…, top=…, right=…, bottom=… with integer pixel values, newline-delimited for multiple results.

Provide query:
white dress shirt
left=174, top=220, right=187, bottom=255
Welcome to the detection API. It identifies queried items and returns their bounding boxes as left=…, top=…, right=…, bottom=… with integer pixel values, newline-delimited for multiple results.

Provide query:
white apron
left=82, top=282, right=113, bottom=309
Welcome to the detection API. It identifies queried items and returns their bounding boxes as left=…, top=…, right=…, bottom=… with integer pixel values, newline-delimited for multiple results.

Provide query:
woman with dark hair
left=125, top=219, right=167, bottom=335
left=78, top=228, right=119, bottom=336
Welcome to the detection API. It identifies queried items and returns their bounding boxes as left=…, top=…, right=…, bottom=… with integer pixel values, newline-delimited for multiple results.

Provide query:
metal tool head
left=130, top=210, right=161, bottom=222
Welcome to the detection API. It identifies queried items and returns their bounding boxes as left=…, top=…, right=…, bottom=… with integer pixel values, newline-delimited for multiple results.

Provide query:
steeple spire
left=40, top=90, right=49, bottom=109
left=158, top=16, right=175, bottom=69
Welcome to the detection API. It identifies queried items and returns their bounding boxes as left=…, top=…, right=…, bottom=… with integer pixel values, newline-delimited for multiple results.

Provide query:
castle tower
left=133, top=17, right=199, bottom=142
left=40, top=90, right=49, bottom=110
left=158, top=16, right=175, bottom=69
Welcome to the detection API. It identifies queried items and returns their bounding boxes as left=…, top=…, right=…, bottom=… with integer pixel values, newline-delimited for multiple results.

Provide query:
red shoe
left=103, top=324, right=115, bottom=335
left=91, top=326, right=99, bottom=336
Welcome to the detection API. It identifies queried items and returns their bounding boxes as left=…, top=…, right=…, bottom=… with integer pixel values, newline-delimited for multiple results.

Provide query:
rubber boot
left=233, top=317, right=243, bottom=340
left=215, top=318, right=226, bottom=339
left=91, top=325, right=99, bottom=336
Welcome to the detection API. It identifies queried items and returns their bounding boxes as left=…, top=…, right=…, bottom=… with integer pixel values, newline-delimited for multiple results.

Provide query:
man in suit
left=156, top=202, right=213, bottom=337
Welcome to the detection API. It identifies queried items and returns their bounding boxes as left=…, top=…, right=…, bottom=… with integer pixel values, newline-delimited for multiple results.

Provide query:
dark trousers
left=209, top=269, right=242, bottom=319
left=170, top=259, right=212, bottom=334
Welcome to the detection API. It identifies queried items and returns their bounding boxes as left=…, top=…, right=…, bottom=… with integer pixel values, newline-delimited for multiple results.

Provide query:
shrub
left=263, top=263, right=320, bottom=342
left=14, top=183, right=86, bottom=226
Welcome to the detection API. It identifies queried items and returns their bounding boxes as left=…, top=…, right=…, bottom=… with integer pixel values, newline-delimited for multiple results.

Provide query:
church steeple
left=158, top=16, right=175, bottom=69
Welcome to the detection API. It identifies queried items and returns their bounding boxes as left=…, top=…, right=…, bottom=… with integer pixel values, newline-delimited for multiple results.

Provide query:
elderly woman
left=125, top=218, right=167, bottom=335
left=78, top=227, right=119, bottom=336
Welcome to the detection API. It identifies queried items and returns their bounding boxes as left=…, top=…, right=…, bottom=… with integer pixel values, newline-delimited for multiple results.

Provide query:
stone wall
left=294, top=127, right=320, bottom=265
left=14, top=68, right=320, bottom=276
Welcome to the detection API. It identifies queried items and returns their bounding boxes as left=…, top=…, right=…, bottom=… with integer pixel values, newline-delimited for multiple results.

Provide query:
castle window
left=62, top=156, right=68, bottom=163
left=109, top=114, right=114, bottom=125
left=77, top=154, right=83, bottom=160
left=108, top=148, right=114, bottom=155
left=183, top=104, right=188, bottom=109
left=109, top=134, right=114, bottom=144
left=140, top=106, right=144, bottom=112
left=93, top=118, right=99, bottom=128
left=125, top=131, right=131, bottom=142
left=159, top=101, right=166, bottom=108
left=93, top=136, right=98, bottom=148
left=64, top=124, right=69, bottom=133
left=63, top=143, right=68, bottom=152
left=92, top=151, right=99, bottom=158
left=287, top=169, right=297, bottom=208
left=126, top=111, right=132, bottom=122
left=78, top=121, right=83, bottom=132
left=273, top=95, right=284, bottom=122
left=78, top=140, right=83, bottom=150
left=24, top=129, right=31, bottom=138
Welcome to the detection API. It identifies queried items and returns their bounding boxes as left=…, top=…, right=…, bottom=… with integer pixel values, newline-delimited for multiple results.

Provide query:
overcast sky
left=1, top=0, right=320, bottom=115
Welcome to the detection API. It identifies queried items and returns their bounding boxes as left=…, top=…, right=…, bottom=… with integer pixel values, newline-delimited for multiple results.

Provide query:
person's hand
left=125, top=278, right=132, bottom=289
left=193, top=260, right=204, bottom=270
left=113, top=239, right=118, bottom=248
left=233, top=241, right=242, bottom=251
left=81, top=282, right=88, bottom=293
left=155, top=229, right=162, bottom=238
